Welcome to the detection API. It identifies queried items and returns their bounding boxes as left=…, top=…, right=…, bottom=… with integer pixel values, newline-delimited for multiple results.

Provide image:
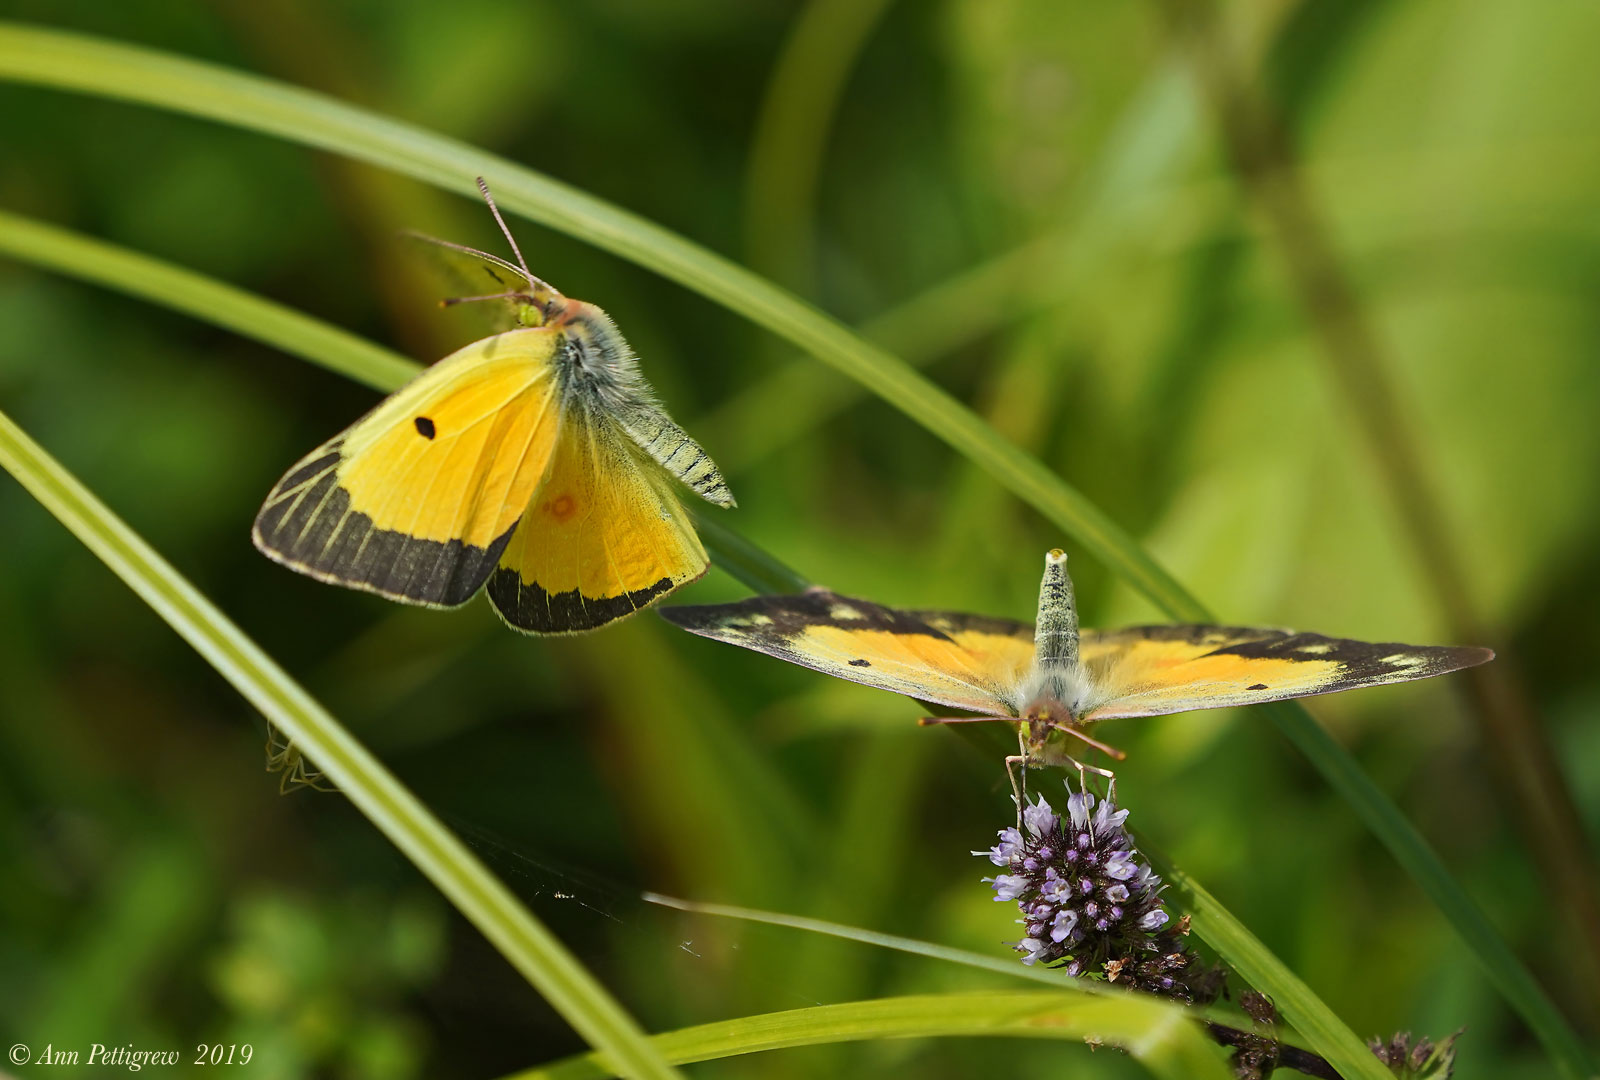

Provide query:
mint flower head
left=977, top=780, right=1201, bottom=999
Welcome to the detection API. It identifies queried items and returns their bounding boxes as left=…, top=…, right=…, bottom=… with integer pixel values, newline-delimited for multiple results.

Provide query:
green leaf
left=504, top=990, right=1234, bottom=1080
left=0, top=409, right=680, bottom=1080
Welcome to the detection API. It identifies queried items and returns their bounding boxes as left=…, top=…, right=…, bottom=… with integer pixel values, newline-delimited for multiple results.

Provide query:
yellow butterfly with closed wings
left=662, top=549, right=1492, bottom=768
left=254, top=179, right=734, bottom=634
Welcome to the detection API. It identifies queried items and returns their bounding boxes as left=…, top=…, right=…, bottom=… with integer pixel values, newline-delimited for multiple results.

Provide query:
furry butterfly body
left=662, top=550, right=1492, bottom=761
left=254, top=181, right=732, bottom=634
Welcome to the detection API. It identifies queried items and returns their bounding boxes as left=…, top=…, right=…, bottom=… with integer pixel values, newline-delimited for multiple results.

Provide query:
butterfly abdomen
left=1032, top=549, right=1080, bottom=668
left=618, top=410, right=735, bottom=507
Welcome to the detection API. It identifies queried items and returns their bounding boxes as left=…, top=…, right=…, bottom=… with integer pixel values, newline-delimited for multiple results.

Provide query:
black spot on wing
left=1247, top=683, right=1269, bottom=691
left=849, top=658, right=872, bottom=667
left=253, top=462, right=510, bottom=606
left=414, top=416, right=436, bottom=439
left=487, top=570, right=678, bottom=634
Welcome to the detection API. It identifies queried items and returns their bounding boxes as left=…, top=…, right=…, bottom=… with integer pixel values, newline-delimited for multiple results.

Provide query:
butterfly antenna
left=476, top=177, right=552, bottom=293
left=440, top=290, right=527, bottom=308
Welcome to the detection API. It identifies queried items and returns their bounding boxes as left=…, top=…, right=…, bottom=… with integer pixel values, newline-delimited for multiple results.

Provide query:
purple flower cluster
left=978, top=781, right=1199, bottom=997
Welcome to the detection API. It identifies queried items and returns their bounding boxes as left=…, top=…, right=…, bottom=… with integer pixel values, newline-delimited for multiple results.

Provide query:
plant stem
left=0, top=410, right=682, bottom=1080
left=1158, top=0, right=1600, bottom=1020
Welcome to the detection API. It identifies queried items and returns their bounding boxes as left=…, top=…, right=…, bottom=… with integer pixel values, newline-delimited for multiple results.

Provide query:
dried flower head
left=1368, top=1030, right=1460, bottom=1079
left=977, top=779, right=1204, bottom=999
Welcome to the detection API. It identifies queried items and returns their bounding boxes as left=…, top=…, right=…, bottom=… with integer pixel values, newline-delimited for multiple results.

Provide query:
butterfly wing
left=253, top=328, right=562, bottom=606
left=406, top=232, right=542, bottom=334
left=1077, top=625, right=1493, bottom=722
left=487, top=402, right=709, bottom=633
left=660, top=593, right=1034, bottom=715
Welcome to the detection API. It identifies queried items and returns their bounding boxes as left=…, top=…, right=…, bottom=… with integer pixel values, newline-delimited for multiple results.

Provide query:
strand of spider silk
left=0, top=410, right=681, bottom=1080
left=0, top=42, right=1581, bottom=1063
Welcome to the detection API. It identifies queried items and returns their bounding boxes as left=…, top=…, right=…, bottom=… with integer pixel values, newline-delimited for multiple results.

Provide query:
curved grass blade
left=0, top=27, right=1587, bottom=1075
left=642, top=892, right=1250, bottom=1018
left=0, top=211, right=1383, bottom=1075
left=0, top=211, right=785, bottom=599
left=1140, top=846, right=1391, bottom=1080
left=0, top=410, right=681, bottom=1080
left=641, top=893, right=1389, bottom=1080
left=0, top=21, right=1188, bottom=611
left=742, top=0, right=896, bottom=287
left=505, top=990, right=1234, bottom=1080
left=0, top=207, right=417, bottom=391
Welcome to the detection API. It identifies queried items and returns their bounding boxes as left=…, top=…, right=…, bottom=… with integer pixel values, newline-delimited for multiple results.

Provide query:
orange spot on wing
left=546, top=493, right=577, bottom=520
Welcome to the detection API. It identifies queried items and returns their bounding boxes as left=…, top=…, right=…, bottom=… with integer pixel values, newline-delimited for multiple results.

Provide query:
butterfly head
left=473, top=176, right=566, bottom=325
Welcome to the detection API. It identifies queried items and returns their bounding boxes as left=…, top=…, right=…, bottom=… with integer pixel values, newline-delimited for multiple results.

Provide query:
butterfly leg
left=1059, top=751, right=1117, bottom=783
left=1056, top=722, right=1127, bottom=762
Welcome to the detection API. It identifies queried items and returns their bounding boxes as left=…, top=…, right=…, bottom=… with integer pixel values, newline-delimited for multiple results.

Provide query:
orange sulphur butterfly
left=254, top=180, right=734, bottom=634
left=661, top=549, right=1492, bottom=764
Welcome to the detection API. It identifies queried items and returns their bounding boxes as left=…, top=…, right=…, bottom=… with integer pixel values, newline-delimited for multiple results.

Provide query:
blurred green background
left=1, top=1, right=1597, bottom=1077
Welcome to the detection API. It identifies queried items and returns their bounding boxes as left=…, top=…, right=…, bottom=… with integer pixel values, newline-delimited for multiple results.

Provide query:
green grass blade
left=0, top=25, right=1587, bottom=1075
left=742, top=0, right=896, bottom=286
left=642, top=892, right=1257, bottom=1021
left=504, top=990, right=1234, bottom=1080
left=1143, top=847, right=1391, bottom=1080
left=0, top=210, right=782, bottom=596
left=0, top=207, right=418, bottom=391
left=0, top=211, right=1379, bottom=1074
left=0, top=21, right=1190, bottom=612
left=0, top=410, right=680, bottom=1080
left=1259, top=703, right=1600, bottom=1079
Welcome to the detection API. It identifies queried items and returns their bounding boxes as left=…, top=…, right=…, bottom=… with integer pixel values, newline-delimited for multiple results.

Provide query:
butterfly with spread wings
left=661, top=549, right=1492, bottom=770
left=253, top=179, right=733, bottom=634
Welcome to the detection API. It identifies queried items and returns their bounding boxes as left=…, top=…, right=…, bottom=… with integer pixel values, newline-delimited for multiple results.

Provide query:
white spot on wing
left=1381, top=653, right=1428, bottom=668
left=829, top=603, right=864, bottom=620
left=1297, top=643, right=1332, bottom=655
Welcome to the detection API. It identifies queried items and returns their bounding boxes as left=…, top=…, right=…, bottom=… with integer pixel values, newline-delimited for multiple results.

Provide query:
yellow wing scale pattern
left=661, top=594, right=1492, bottom=724
left=1075, top=625, right=1491, bottom=721
left=488, top=404, right=708, bottom=634
left=660, top=593, right=1033, bottom=715
left=253, top=329, right=561, bottom=607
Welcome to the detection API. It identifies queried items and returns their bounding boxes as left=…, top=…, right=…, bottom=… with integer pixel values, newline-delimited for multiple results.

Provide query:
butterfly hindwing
left=487, top=403, right=708, bottom=633
left=406, top=231, right=541, bottom=334
left=1076, top=624, right=1494, bottom=721
left=252, top=328, right=562, bottom=606
left=660, top=592, right=1032, bottom=715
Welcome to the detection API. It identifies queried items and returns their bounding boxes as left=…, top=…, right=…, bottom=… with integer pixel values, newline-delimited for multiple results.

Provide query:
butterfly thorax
left=547, top=300, right=650, bottom=411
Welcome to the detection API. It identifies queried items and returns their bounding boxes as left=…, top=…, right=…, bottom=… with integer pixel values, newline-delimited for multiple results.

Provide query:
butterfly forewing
left=661, top=592, right=1032, bottom=715
left=252, top=328, right=562, bottom=607
left=1076, top=625, right=1494, bottom=721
